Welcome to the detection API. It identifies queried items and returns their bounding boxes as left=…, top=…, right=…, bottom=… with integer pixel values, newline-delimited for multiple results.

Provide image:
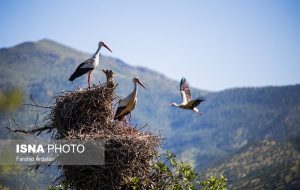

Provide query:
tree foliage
left=0, top=89, right=23, bottom=111
left=127, top=151, right=226, bottom=190
left=0, top=89, right=23, bottom=190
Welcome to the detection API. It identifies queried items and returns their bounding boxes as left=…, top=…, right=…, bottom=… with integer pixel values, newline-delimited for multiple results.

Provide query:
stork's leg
left=193, top=107, right=203, bottom=116
left=194, top=110, right=203, bottom=116
left=123, top=116, right=128, bottom=127
left=129, top=112, right=132, bottom=127
left=88, top=72, right=91, bottom=90
left=128, top=112, right=135, bottom=135
left=197, top=112, right=203, bottom=116
left=122, top=116, right=125, bottom=127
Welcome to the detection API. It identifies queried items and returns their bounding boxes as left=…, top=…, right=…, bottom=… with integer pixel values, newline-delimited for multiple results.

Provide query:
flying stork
left=69, top=41, right=112, bottom=90
left=114, top=77, right=146, bottom=126
left=170, top=78, right=205, bottom=115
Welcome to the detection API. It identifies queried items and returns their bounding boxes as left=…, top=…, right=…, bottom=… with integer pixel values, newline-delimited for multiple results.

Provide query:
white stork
left=69, top=41, right=112, bottom=90
left=114, top=77, right=146, bottom=126
left=170, top=78, right=205, bottom=115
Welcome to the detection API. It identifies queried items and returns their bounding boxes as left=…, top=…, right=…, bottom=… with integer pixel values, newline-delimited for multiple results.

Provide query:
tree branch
left=6, top=125, right=54, bottom=135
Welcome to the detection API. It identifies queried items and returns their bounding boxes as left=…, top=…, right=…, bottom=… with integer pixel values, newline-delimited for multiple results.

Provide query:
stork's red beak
left=138, top=80, right=147, bottom=90
left=102, top=42, right=112, bottom=52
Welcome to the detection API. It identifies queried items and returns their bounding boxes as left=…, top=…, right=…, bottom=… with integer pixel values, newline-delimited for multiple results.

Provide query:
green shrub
left=127, top=150, right=227, bottom=190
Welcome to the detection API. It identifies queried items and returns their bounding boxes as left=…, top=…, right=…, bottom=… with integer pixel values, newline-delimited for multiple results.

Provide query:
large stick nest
left=52, top=83, right=115, bottom=139
left=52, top=79, right=161, bottom=189
left=62, top=132, right=160, bottom=189
left=9, top=72, right=161, bottom=190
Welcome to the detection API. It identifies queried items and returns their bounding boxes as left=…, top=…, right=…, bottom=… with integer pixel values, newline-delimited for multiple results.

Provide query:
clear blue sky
left=0, top=0, right=299, bottom=91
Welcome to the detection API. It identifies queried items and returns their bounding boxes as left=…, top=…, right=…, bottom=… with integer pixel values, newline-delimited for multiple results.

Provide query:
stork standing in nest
left=69, top=41, right=112, bottom=90
left=170, top=78, right=205, bottom=115
left=114, top=77, right=146, bottom=126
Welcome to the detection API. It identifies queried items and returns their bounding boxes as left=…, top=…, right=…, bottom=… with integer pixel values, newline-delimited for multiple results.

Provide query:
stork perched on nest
left=170, top=78, right=205, bottom=115
left=69, top=41, right=112, bottom=90
left=114, top=77, right=146, bottom=126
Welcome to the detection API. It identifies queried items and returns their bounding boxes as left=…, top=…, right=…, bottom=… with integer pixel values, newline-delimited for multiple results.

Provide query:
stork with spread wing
left=170, top=78, right=204, bottom=115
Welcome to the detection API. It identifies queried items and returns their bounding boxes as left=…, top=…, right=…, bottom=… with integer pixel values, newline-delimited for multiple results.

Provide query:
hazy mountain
left=205, top=139, right=300, bottom=189
left=0, top=39, right=299, bottom=189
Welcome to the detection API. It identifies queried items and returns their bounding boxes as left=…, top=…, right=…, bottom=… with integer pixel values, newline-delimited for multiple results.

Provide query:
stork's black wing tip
left=192, top=97, right=205, bottom=107
left=180, top=77, right=186, bottom=85
left=196, top=96, right=205, bottom=101
left=114, top=106, right=127, bottom=121
left=69, top=75, right=75, bottom=81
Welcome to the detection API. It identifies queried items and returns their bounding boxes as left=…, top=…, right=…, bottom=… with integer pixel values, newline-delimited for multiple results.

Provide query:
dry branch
left=6, top=125, right=54, bottom=135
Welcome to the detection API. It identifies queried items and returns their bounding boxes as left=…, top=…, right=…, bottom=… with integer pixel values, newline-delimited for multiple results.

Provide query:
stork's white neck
left=133, top=81, right=138, bottom=94
left=93, top=45, right=102, bottom=57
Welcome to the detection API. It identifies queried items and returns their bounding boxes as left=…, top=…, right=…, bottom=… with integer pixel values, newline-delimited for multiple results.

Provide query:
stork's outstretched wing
left=180, top=78, right=192, bottom=102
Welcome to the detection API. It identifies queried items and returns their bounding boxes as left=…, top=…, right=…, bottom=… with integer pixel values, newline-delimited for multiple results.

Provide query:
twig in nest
left=138, top=123, right=149, bottom=131
left=22, top=95, right=53, bottom=109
